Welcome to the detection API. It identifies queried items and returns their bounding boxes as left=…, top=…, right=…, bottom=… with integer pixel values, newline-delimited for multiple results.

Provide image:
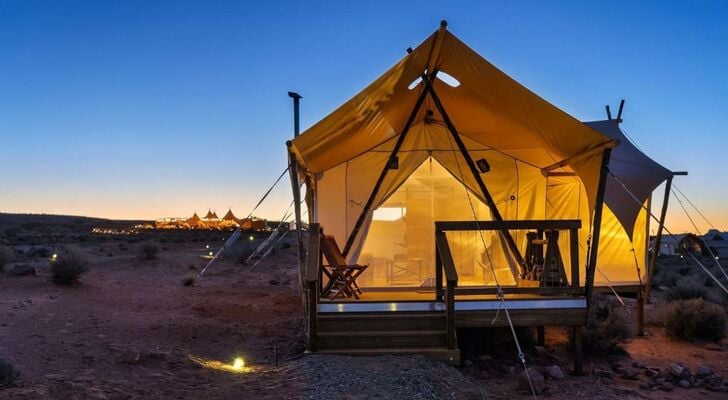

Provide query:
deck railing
left=305, top=223, right=321, bottom=351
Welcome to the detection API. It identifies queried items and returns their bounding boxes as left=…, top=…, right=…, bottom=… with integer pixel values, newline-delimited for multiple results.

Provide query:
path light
left=249, top=235, right=254, bottom=241
left=206, top=245, right=210, bottom=249
left=208, top=251, right=213, bottom=257
left=51, top=254, right=58, bottom=261
left=232, top=357, right=245, bottom=370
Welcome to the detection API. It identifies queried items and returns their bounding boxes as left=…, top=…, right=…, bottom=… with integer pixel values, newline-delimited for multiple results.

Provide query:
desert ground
left=1, top=214, right=727, bottom=399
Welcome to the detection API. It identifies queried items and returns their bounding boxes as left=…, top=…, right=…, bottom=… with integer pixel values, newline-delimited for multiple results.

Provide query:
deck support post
left=435, top=244, right=443, bottom=300
left=342, top=75, right=432, bottom=257
left=572, top=326, right=584, bottom=375
left=305, top=223, right=322, bottom=352
left=426, top=85, right=527, bottom=273
left=537, top=326, right=545, bottom=347
left=585, top=148, right=612, bottom=314
left=287, top=92, right=306, bottom=292
left=645, top=175, right=673, bottom=302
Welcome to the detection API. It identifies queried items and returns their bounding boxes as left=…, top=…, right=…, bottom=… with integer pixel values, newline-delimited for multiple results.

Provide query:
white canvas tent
left=289, top=23, right=672, bottom=289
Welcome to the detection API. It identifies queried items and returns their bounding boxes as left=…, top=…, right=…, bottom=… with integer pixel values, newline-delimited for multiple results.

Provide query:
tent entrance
left=356, top=157, right=518, bottom=288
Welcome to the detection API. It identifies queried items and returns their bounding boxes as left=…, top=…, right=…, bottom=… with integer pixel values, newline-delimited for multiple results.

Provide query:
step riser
left=317, top=334, right=447, bottom=350
left=318, top=317, right=445, bottom=332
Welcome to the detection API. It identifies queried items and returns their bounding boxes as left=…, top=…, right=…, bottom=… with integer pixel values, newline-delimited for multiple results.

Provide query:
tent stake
left=585, top=148, right=613, bottom=314
left=426, top=84, right=527, bottom=273
left=342, top=75, right=432, bottom=257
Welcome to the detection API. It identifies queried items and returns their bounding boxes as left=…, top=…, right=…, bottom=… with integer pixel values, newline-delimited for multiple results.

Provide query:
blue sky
left=0, top=1, right=726, bottom=231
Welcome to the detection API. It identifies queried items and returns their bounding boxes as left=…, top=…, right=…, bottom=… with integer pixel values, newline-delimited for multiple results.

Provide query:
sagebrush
left=664, top=299, right=726, bottom=342
left=141, top=242, right=159, bottom=260
left=0, top=246, right=14, bottom=272
left=50, top=252, right=89, bottom=284
left=0, top=358, right=19, bottom=388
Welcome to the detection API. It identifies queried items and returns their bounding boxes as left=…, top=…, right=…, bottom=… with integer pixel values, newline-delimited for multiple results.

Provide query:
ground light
left=208, top=251, right=213, bottom=257
left=249, top=235, right=254, bottom=241
left=187, top=355, right=253, bottom=373
left=51, top=254, right=58, bottom=261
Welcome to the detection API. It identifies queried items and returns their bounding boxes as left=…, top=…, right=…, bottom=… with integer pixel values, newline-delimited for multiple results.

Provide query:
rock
left=705, top=343, right=723, bottom=351
left=118, top=350, right=141, bottom=364
left=645, top=368, right=659, bottom=378
left=669, top=363, right=684, bottom=378
left=678, top=380, right=691, bottom=388
left=654, top=377, right=666, bottom=385
left=632, top=361, right=646, bottom=369
left=9, top=264, right=36, bottom=276
left=463, top=360, right=473, bottom=367
left=696, top=365, right=713, bottom=378
left=477, top=355, right=492, bottom=361
left=269, top=279, right=280, bottom=285
left=593, top=367, right=614, bottom=380
left=611, top=363, right=626, bottom=374
left=543, top=365, right=565, bottom=380
left=639, top=381, right=651, bottom=390
left=517, top=368, right=546, bottom=395
left=622, top=367, right=640, bottom=380
left=659, top=383, right=674, bottom=392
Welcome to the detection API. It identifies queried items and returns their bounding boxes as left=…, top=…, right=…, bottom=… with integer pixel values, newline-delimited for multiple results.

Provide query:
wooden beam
left=305, top=223, right=321, bottom=352
left=427, top=85, right=527, bottom=273
left=287, top=144, right=306, bottom=288
left=645, top=175, right=673, bottom=301
left=435, top=232, right=458, bottom=284
left=569, top=228, right=580, bottom=290
left=435, top=219, right=581, bottom=232
left=454, top=286, right=582, bottom=296
left=342, top=74, right=432, bottom=257
left=585, top=148, right=613, bottom=313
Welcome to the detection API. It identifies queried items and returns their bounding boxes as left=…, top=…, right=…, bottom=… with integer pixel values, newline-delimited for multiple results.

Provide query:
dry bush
left=664, top=299, right=726, bottom=342
left=141, top=242, right=159, bottom=260
left=665, top=279, right=711, bottom=301
left=0, top=358, right=19, bottom=388
left=582, top=294, right=633, bottom=355
left=50, top=252, right=89, bottom=285
left=182, top=276, right=196, bottom=287
left=0, top=246, right=14, bottom=272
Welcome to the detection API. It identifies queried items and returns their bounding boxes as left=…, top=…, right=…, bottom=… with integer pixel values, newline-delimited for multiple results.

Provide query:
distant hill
left=0, top=213, right=150, bottom=234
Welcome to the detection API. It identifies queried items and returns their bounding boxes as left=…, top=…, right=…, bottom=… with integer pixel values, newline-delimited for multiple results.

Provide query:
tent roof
left=222, top=209, right=240, bottom=222
left=204, top=210, right=218, bottom=220
left=585, top=120, right=672, bottom=238
left=290, top=23, right=616, bottom=205
left=188, top=213, right=201, bottom=223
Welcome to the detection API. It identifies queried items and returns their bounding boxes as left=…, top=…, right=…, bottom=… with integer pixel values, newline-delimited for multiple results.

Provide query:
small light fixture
left=51, top=254, right=58, bottom=261
left=232, top=357, right=245, bottom=370
left=205, top=245, right=210, bottom=249
left=208, top=251, right=213, bottom=256
left=249, top=235, right=254, bottom=241
left=388, top=156, right=399, bottom=170
left=476, top=158, right=490, bottom=173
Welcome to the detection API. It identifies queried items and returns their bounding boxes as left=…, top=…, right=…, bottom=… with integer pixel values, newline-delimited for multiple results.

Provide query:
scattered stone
left=543, top=365, right=565, bottom=380
left=678, top=380, right=690, bottom=389
left=631, top=361, right=646, bottom=369
left=9, top=264, right=36, bottom=276
left=621, top=367, right=640, bottom=380
left=645, top=368, right=659, bottom=378
left=477, top=355, right=492, bottom=362
left=611, top=363, right=626, bottom=374
left=659, top=383, right=674, bottom=392
left=696, top=365, right=713, bottom=378
left=517, top=368, right=546, bottom=395
left=639, top=380, right=650, bottom=390
left=704, top=343, right=723, bottom=351
left=654, top=377, right=666, bottom=385
left=592, top=367, right=614, bottom=380
left=118, top=350, right=141, bottom=364
left=669, top=363, right=684, bottom=378
left=463, top=360, right=473, bottom=367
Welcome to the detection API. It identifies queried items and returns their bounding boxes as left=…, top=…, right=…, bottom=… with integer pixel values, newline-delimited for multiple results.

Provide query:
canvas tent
left=289, top=23, right=672, bottom=289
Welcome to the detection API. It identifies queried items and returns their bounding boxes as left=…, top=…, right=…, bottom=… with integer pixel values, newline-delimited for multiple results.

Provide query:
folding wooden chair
left=319, top=235, right=368, bottom=299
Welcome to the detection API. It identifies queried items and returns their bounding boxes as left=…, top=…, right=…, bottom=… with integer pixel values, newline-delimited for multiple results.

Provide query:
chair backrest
left=321, top=235, right=347, bottom=268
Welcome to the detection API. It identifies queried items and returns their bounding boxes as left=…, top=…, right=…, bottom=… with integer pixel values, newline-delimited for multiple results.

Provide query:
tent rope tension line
left=608, top=171, right=728, bottom=295
left=197, top=165, right=291, bottom=279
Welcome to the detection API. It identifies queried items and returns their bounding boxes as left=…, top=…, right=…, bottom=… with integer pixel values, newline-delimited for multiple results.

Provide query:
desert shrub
left=0, top=358, right=19, bottom=388
left=141, top=242, right=159, bottom=260
left=652, top=269, right=680, bottom=288
left=50, top=252, right=89, bottom=284
left=279, top=242, right=291, bottom=249
left=581, top=294, right=633, bottom=355
left=665, top=299, right=726, bottom=342
left=665, top=280, right=710, bottom=301
left=0, top=246, right=14, bottom=272
left=182, top=276, right=196, bottom=287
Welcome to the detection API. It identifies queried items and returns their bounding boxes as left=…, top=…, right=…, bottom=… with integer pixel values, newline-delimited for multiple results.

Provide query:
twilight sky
left=1, top=1, right=726, bottom=233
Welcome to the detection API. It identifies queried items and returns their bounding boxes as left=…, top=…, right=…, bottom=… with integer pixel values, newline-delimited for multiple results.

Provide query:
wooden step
left=312, top=347, right=460, bottom=365
left=318, top=312, right=446, bottom=332
left=317, top=330, right=447, bottom=350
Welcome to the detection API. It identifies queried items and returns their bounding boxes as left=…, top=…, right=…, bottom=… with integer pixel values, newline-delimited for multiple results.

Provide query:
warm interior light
left=232, top=358, right=245, bottom=370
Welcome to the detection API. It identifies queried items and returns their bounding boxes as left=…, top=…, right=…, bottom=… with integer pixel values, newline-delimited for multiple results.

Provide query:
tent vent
left=437, top=70, right=461, bottom=87
left=408, top=76, right=423, bottom=90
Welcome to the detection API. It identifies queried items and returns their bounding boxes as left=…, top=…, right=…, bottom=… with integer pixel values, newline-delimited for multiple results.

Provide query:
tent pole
left=426, top=84, right=527, bottom=272
left=645, top=175, right=673, bottom=302
left=287, top=91, right=305, bottom=289
left=585, top=148, right=612, bottom=313
left=342, top=75, right=432, bottom=257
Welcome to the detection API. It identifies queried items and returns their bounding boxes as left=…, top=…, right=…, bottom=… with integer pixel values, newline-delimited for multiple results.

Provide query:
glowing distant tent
left=222, top=209, right=242, bottom=226
left=204, top=210, right=219, bottom=220
left=187, top=212, right=203, bottom=228
left=289, top=23, right=670, bottom=288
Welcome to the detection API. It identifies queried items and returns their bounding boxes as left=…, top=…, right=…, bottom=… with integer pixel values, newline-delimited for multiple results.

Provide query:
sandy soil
left=1, top=231, right=726, bottom=399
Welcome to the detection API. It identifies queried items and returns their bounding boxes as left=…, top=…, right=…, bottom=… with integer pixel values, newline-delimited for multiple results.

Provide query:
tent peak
left=440, top=20, right=448, bottom=28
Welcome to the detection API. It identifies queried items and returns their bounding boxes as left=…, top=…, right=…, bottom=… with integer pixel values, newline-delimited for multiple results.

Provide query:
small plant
left=665, top=299, right=726, bottom=342
left=182, top=276, right=196, bottom=287
left=0, top=246, right=14, bottom=272
left=0, top=358, right=19, bottom=388
left=50, top=252, right=89, bottom=285
left=141, top=242, right=159, bottom=260
left=665, top=280, right=710, bottom=301
left=581, top=294, right=633, bottom=355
